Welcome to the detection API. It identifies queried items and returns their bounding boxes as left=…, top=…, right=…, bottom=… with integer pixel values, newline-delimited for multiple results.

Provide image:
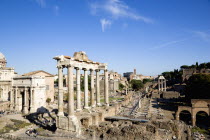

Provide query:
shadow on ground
left=25, top=106, right=57, bottom=132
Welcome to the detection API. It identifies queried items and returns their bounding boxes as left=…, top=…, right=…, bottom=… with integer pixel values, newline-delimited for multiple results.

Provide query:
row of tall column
left=158, top=79, right=166, bottom=92
left=10, top=87, right=35, bottom=114
left=57, top=65, right=109, bottom=117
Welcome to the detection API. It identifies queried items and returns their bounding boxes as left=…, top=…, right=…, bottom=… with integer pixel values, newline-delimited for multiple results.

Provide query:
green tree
left=180, top=65, right=190, bottom=69
left=130, top=80, right=143, bottom=91
left=185, top=74, right=210, bottom=99
left=143, top=79, right=152, bottom=84
left=119, top=83, right=125, bottom=91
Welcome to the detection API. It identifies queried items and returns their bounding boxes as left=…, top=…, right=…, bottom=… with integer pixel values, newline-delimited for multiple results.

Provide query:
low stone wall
left=80, top=92, right=133, bottom=128
left=162, top=91, right=180, bottom=99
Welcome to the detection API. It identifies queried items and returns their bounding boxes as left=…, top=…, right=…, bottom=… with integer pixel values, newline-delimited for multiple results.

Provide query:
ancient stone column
left=67, top=65, right=74, bottom=117
left=158, top=79, right=160, bottom=91
left=30, top=87, right=35, bottom=113
left=164, top=80, right=167, bottom=91
left=76, top=67, right=82, bottom=112
left=161, top=79, right=164, bottom=91
left=23, top=87, right=28, bottom=114
left=96, top=70, right=101, bottom=106
left=90, top=69, right=95, bottom=107
left=15, top=87, right=18, bottom=111
left=58, top=66, right=64, bottom=116
left=104, top=70, right=109, bottom=106
left=10, top=89, right=13, bottom=110
left=84, top=69, right=89, bottom=109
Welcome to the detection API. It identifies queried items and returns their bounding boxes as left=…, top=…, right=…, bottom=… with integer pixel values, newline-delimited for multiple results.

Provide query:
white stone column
left=23, top=87, right=28, bottom=114
left=161, top=79, right=164, bottom=91
left=158, top=79, right=160, bottom=91
left=58, top=66, right=64, bottom=116
left=67, top=65, right=74, bottom=117
left=96, top=70, right=101, bottom=106
left=76, top=67, right=82, bottom=112
left=90, top=69, right=95, bottom=107
left=15, top=87, right=18, bottom=111
left=164, top=80, right=167, bottom=91
left=84, top=69, right=89, bottom=109
left=30, top=87, right=35, bottom=113
left=104, top=70, right=109, bottom=106
left=10, top=89, right=13, bottom=110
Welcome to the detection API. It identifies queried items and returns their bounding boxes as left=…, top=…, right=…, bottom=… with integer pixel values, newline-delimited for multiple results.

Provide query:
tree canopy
left=143, top=79, right=153, bottom=84
left=119, top=83, right=125, bottom=91
left=130, top=80, right=144, bottom=91
left=162, top=69, right=182, bottom=85
left=180, top=62, right=210, bottom=70
left=185, top=74, right=210, bottom=99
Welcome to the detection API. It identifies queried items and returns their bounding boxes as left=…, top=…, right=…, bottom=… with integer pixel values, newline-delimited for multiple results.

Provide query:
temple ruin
left=53, top=51, right=109, bottom=132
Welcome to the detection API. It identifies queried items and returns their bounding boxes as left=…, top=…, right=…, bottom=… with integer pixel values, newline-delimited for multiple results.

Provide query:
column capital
left=83, top=68, right=88, bottom=71
left=104, top=69, right=108, bottom=72
left=90, top=69, right=95, bottom=72
left=95, top=69, right=100, bottom=72
left=75, top=67, right=81, bottom=70
left=66, top=64, right=73, bottom=68
left=57, top=65, right=63, bottom=69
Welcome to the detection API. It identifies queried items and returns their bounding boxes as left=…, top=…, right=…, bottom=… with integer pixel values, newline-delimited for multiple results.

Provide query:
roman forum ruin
left=158, top=75, right=166, bottom=92
left=53, top=51, right=109, bottom=132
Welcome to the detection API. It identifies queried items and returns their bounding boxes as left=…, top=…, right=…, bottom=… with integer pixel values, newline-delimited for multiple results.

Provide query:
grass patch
left=36, top=127, right=45, bottom=133
left=0, top=119, right=31, bottom=134
left=192, top=127, right=210, bottom=135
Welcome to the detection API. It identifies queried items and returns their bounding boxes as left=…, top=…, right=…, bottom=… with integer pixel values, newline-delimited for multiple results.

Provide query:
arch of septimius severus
left=53, top=51, right=109, bottom=132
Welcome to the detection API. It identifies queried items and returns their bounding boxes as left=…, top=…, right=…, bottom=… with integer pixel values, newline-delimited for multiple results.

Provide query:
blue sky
left=0, top=0, right=210, bottom=76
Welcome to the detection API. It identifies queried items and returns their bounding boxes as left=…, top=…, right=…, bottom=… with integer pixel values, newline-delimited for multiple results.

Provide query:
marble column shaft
left=58, top=66, right=64, bottom=116
left=23, top=87, right=28, bottom=114
left=161, top=79, right=164, bottom=91
left=10, top=89, right=13, bottom=110
left=84, top=69, right=89, bottom=109
left=90, top=70, right=95, bottom=107
left=67, top=65, right=74, bottom=117
left=96, top=70, right=101, bottom=106
left=15, top=87, right=18, bottom=111
left=164, top=80, right=167, bottom=91
left=158, top=80, right=160, bottom=91
left=30, top=87, right=35, bottom=112
left=76, top=68, right=82, bottom=111
left=104, top=70, right=109, bottom=106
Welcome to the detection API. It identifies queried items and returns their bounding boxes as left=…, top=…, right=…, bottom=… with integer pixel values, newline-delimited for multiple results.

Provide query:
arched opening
left=180, top=110, right=192, bottom=125
left=196, top=111, right=209, bottom=129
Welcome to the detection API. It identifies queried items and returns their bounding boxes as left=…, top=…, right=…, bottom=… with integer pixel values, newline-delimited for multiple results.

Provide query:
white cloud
left=100, top=19, right=112, bottom=32
left=54, top=5, right=60, bottom=16
left=90, top=0, right=153, bottom=23
left=35, top=0, right=46, bottom=8
left=150, top=38, right=189, bottom=50
left=192, top=31, right=210, bottom=42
